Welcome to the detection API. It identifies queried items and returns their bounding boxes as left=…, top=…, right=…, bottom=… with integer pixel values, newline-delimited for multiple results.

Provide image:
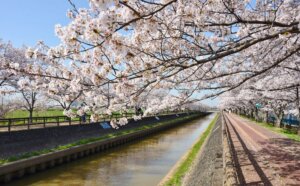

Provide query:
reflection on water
left=8, top=113, right=215, bottom=186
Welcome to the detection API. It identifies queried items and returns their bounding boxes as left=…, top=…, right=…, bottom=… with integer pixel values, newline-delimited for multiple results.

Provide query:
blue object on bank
left=255, top=103, right=262, bottom=109
left=100, top=122, right=111, bottom=129
left=282, top=118, right=299, bottom=126
left=267, top=115, right=299, bottom=126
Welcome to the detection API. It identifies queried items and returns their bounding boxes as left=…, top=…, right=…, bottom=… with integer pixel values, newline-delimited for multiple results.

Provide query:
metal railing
left=0, top=111, right=194, bottom=132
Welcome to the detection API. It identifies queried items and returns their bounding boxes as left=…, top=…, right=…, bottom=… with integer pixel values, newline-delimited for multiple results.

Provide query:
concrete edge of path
left=158, top=113, right=218, bottom=186
left=223, top=113, right=239, bottom=186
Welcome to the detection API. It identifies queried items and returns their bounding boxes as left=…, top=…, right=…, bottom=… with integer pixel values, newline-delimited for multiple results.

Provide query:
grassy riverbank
left=240, top=115, right=300, bottom=142
left=5, top=109, right=64, bottom=118
left=163, top=114, right=219, bottom=186
left=0, top=113, right=203, bottom=166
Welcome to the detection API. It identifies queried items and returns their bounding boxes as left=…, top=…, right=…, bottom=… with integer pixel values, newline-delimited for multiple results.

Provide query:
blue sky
left=0, top=0, right=88, bottom=47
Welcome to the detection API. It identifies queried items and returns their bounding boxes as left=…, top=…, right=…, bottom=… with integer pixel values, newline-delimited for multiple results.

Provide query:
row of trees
left=1, top=0, right=299, bottom=128
left=219, top=68, right=300, bottom=128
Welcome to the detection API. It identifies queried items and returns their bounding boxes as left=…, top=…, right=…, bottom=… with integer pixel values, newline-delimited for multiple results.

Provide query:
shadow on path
left=225, top=116, right=272, bottom=185
left=259, top=138, right=300, bottom=184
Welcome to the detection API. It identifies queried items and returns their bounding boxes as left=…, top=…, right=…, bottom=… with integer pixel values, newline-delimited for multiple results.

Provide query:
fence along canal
left=0, top=111, right=187, bottom=132
left=5, top=113, right=216, bottom=186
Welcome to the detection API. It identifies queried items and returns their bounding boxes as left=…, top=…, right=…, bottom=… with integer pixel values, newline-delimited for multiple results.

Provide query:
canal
left=7, top=113, right=216, bottom=186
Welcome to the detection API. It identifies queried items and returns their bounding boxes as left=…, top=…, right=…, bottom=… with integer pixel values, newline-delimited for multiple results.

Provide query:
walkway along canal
left=5, top=113, right=216, bottom=186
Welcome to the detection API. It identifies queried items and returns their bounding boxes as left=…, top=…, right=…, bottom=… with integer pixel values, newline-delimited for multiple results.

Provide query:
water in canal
left=8, top=113, right=215, bottom=186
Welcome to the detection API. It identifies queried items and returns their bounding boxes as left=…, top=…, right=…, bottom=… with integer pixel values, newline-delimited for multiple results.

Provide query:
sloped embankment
left=160, top=114, right=221, bottom=186
left=182, top=115, right=223, bottom=186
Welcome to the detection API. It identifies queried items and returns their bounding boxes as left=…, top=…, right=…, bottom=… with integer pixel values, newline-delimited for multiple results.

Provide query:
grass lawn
left=5, top=109, right=64, bottom=118
left=164, top=113, right=219, bottom=186
left=240, top=115, right=300, bottom=142
left=4, top=109, right=184, bottom=119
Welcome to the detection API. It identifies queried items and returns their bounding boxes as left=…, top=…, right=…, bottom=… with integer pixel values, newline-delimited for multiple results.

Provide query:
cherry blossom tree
left=5, top=0, right=298, bottom=127
left=220, top=65, right=300, bottom=128
left=0, top=40, right=28, bottom=88
left=27, top=2, right=297, bottom=93
left=0, top=40, right=51, bottom=120
left=46, top=82, right=83, bottom=110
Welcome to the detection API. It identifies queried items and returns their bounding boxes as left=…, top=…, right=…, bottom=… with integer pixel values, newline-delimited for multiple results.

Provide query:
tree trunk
left=250, top=109, right=254, bottom=119
left=275, top=112, right=283, bottom=128
left=298, top=108, right=300, bottom=135
left=298, top=116, right=300, bottom=135
left=296, top=87, right=300, bottom=135
left=263, top=111, right=269, bottom=123
left=275, top=118, right=281, bottom=128
left=254, top=107, right=259, bottom=121
left=29, top=109, right=33, bottom=124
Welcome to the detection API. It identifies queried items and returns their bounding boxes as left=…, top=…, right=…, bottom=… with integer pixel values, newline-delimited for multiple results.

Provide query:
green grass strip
left=164, top=113, right=219, bottom=186
left=240, top=115, right=300, bottom=142
left=0, top=114, right=202, bottom=166
left=5, top=109, right=64, bottom=118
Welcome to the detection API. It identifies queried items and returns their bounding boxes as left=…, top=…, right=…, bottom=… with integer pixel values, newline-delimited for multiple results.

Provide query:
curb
left=222, top=113, right=239, bottom=186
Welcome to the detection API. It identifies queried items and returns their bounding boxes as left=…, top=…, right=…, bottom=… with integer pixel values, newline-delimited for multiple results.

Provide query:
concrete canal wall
left=0, top=112, right=208, bottom=183
left=0, top=113, right=204, bottom=158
